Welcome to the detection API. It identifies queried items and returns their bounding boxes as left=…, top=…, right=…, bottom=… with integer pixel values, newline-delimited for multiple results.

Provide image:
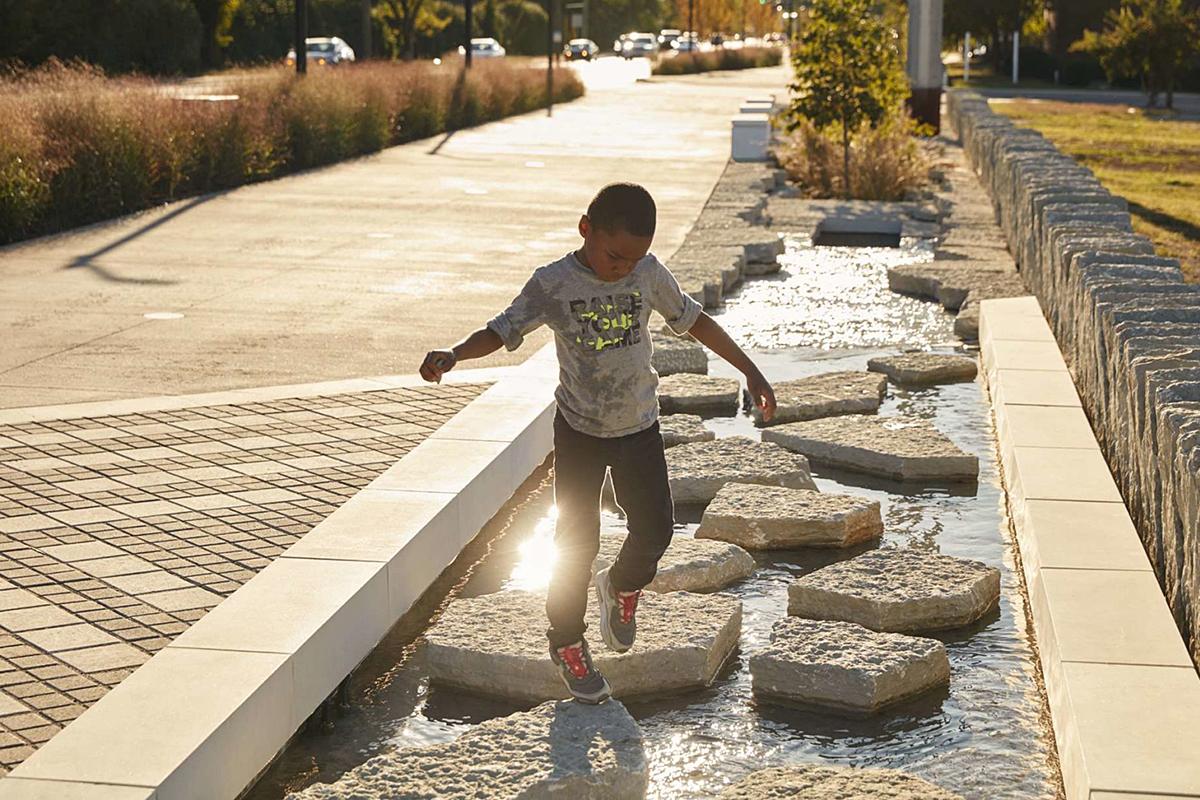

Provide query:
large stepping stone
left=787, top=548, right=1001, bottom=632
left=867, top=353, right=978, bottom=386
left=424, top=589, right=742, bottom=702
left=695, top=483, right=882, bottom=549
left=595, top=530, right=754, bottom=593
left=752, top=371, right=886, bottom=427
left=288, top=699, right=647, bottom=799
left=651, top=336, right=708, bottom=377
left=750, top=618, right=950, bottom=715
left=666, top=436, right=817, bottom=505
left=718, top=765, right=962, bottom=799
left=762, top=415, right=978, bottom=482
left=659, top=414, right=715, bottom=447
left=658, top=373, right=740, bottom=415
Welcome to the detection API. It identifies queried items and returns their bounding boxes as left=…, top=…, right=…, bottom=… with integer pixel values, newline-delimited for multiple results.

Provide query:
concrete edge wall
left=0, top=346, right=558, bottom=800
left=982, top=296, right=1200, bottom=800
left=946, top=88, right=1200, bottom=668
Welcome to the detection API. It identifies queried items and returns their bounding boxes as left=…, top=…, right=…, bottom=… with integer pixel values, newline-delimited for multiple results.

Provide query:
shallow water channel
left=248, top=237, right=1063, bottom=799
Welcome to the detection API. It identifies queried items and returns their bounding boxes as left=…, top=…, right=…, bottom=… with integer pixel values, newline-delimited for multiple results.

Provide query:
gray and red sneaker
left=549, top=639, right=611, bottom=704
left=595, top=566, right=640, bottom=654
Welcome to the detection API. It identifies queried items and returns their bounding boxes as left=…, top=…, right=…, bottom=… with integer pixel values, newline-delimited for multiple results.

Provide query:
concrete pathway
left=0, top=66, right=788, bottom=409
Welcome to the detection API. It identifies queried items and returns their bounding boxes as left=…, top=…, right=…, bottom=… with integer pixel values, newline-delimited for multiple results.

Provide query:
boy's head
left=577, top=183, right=656, bottom=282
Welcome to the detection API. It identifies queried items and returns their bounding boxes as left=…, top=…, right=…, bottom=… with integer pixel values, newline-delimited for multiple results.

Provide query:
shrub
left=652, top=47, right=782, bottom=76
left=0, top=58, right=584, bottom=245
left=774, top=107, right=931, bottom=201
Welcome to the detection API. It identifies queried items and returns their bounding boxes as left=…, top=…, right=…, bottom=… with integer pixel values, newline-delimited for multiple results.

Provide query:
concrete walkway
left=0, top=66, right=788, bottom=409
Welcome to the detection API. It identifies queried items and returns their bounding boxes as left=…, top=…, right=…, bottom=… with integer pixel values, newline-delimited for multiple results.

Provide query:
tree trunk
left=842, top=117, right=851, bottom=199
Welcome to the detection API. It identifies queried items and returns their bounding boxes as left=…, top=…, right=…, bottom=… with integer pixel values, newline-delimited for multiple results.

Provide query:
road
left=0, top=59, right=788, bottom=408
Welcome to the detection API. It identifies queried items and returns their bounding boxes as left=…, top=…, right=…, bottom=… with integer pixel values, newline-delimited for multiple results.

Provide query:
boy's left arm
left=687, top=313, right=777, bottom=423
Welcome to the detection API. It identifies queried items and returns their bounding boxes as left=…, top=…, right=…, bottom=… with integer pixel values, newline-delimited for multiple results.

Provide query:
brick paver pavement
left=0, top=381, right=486, bottom=772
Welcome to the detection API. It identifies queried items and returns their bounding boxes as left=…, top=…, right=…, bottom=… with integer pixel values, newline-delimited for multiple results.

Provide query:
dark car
left=564, top=38, right=599, bottom=61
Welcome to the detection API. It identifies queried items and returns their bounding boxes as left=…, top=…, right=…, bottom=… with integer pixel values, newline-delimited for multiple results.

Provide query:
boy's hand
left=747, top=371, right=777, bottom=423
left=420, top=349, right=457, bottom=383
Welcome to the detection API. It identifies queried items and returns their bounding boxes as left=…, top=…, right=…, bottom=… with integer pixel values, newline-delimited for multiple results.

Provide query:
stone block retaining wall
left=946, top=89, right=1200, bottom=665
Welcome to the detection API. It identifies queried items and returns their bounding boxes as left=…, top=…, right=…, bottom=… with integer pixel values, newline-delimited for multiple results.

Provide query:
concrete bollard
left=731, top=115, right=770, bottom=162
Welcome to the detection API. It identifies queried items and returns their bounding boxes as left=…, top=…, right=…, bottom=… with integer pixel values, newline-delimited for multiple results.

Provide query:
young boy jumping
left=420, top=183, right=776, bottom=703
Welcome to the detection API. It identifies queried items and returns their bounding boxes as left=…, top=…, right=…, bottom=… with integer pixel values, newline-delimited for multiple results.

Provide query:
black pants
left=546, top=410, right=676, bottom=648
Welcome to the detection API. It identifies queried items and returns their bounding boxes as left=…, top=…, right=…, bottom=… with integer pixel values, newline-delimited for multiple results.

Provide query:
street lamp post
left=465, top=0, right=474, bottom=67
left=688, top=0, right=695, bottom=43
left=546, top=0, right=554, bottom=116
left=294, top=0, right=308, bottom=74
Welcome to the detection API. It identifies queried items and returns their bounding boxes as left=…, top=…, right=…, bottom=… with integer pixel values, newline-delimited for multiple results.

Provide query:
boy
left=420, top=183, right=776, bottom=703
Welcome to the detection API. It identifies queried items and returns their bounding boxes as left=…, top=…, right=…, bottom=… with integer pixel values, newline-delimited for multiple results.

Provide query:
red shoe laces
left=557, top=644, right=589, bottom=679
left=618, top=590, right=641, bottom=624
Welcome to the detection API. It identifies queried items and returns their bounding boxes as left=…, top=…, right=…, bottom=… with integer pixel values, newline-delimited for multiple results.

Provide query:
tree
left=192, top=0, right=243, bottom=68
left=787, top=0, right=907, bottom=197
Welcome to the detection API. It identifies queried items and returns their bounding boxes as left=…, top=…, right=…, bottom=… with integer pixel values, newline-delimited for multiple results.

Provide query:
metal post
left=295, top=0, right=308, bottom=74
left=360, top=0, right=371, bottom=59
left=963, top=31, right=969, bottom=83
left=688, top=0, right=694, bottom=45
left=1012, top=30, right=1019, bottom=84
left=465, top=0, right=473, bottom=67
left=546, top=0, right=554, bottom=116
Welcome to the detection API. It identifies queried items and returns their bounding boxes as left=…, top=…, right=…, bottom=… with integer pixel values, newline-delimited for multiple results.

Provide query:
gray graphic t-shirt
left=487, top=251, right=703, bottom=438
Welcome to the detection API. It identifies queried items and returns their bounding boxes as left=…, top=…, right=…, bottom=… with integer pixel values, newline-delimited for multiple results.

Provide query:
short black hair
left=586, top=183, right=656, bottom=238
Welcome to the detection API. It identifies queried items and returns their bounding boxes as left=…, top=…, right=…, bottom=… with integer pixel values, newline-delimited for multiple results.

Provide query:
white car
left=286, top=36, right=355, bottom=66
left=621, top=32, right=658, bottom=59
left=459, top=37, right=506, bottom=58
left=672, top=34, right=701, bottom=52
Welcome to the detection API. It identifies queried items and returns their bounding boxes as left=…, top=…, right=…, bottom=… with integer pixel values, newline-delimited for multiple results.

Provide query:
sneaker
left=595, top=566, right=640, bottom=654
left=549, top=639, right=611, bottom=704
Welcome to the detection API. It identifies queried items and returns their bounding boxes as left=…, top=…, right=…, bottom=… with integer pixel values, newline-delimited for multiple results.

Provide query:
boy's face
left=578, top=215, right=654, bottom=282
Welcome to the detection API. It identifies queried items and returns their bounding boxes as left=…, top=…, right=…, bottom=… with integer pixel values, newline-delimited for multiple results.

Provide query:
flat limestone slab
left=695, top=483, right=882, bottom=549
left=718, top=765, right=962, bottom=799
left=651, top=336, right=708, bottom=377
left=659, top=414, right=715, bottom=447
left=658, top=374, right=740, bottom=415
left=788, top=548, right=1001, bottom=632
left=424, top=590, right=742, bottom=702
left=867, top=353, right=978, bottom=386
left=288, top=699, right=648, bottom=800
left=750, top=618, right=950, bottom=714
left=762, top=415, right=978, bottom=482
left=595, top=531, right=754, bottom=593
left=666, top=436, right=817, bottom=505
left=752, top=371, right=887, bottom=427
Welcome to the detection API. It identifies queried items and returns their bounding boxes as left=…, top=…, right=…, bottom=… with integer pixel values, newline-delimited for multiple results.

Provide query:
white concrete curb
left=0, top=347, right=558, bottom=800
left=981, top=296, right=1200, bottom=800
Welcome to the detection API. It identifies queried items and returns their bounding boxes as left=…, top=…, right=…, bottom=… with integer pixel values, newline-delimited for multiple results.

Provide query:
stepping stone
left=288, top=699, right=647, bottom=799
left=424, top=589, right=742, bottom=702
left=867, top=353, right=978, bottom=386
left=752, top=371, right=886, bottom=427
left=749, top=618, right=950, bottom=715
left=718, top=765, right=962, bottom=799
left=651, top=336, right=708, bottom=377
left=658, top=374, right=740, bottom=415
left=695, top=483, right=882, bottom=549
left=659, top=414, right=715, bottom=447
left=787, top=548, right=1001, bottom=632
left=595, top=530, right=754, bottom=593
left=762, top=415, right=978, bottom=482
left=666, top=436, right=817, bottom=505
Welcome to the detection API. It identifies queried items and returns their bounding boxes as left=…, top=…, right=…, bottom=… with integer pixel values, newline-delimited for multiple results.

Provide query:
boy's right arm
left=419, top=327, right=504, bottom=383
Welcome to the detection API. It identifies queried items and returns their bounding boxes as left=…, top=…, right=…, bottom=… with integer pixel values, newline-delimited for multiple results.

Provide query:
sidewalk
left=0, top=378, right=485, bottom=772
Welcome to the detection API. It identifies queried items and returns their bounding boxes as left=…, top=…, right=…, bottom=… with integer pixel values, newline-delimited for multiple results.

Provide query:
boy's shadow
left=546, top=700, right=647, bottom=781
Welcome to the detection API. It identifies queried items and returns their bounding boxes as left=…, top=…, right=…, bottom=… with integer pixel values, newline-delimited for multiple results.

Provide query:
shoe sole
left=595, top=568, right=632, bottom=654
left=556, top=671, right=612, bottom=704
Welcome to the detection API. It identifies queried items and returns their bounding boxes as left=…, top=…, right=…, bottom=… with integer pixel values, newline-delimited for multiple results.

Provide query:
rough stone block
left=595, top=531, right=754, bottom=593
left=424, top=590, right=742, bottom=702
left=787, top=547, right=1001, bottom=632
left=658, top=414, right=715, bottom=447
left=695, top=483, right=881, bottom=549
left=750, top=617, right=950, bottom=714
left=666, top=436, right=816, bottom=505
left=867, top=353, right=978, bottom=386
left=287, top=699, right=648, bottom=800
left=751, top=371, right=886, bottom=427
left=658, top=374, right=740, bottom=415
left=718, top=765, right=961, bottom=799
left=762, top=415, right=979, bottom=482
left=651, top=336, right=708, bottom=377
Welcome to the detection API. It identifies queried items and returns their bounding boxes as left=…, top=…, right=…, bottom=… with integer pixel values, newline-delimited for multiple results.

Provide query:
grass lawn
left=944, top=61, right=1058, bottom=91
left=992, top=98, right=1200, bottom=283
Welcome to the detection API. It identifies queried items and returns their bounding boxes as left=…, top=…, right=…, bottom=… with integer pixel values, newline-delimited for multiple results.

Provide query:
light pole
left=688, top=0, right=695, bottom=45
left=465, top=0, right=474, bottom=67
left=294, top=0, right=308, bottom=74
left=546, top=0, right=554, bottom=116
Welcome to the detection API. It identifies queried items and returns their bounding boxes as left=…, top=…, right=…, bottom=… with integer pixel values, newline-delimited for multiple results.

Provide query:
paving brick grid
left=0, top=381, right=487, bottom=772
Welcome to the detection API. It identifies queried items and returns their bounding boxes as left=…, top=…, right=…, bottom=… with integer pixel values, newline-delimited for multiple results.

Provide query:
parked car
left=621, top=32, right=658, bottom=59
left=285, top=36, right=355, bottom=67
left=458, top=37, right=506, bottom=58
left=672, top=34, right=701, bottom=52
left=564, top=38, right=599, bottom=61
left=658, top=28, right=682, bottom=48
